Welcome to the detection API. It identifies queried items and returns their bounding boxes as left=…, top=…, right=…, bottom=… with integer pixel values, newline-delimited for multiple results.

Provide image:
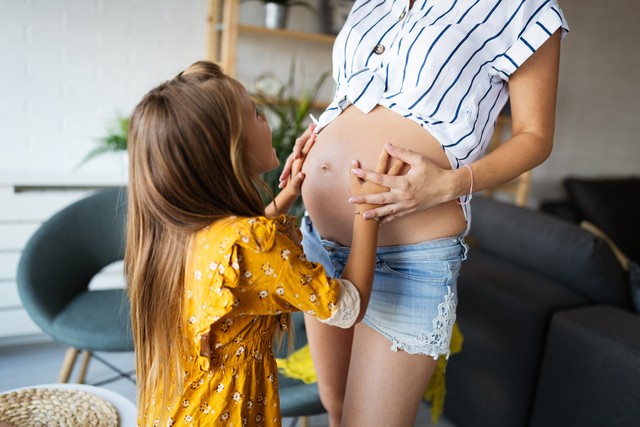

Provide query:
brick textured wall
left=0, top=0, right=208, bottom=175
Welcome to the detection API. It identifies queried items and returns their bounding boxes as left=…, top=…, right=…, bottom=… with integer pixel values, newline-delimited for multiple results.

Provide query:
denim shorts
left=301, top=214, right=468, bottom=358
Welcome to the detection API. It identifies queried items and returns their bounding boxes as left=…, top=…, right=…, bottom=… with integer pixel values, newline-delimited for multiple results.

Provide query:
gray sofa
left=443, top=196, right=639, bottom=427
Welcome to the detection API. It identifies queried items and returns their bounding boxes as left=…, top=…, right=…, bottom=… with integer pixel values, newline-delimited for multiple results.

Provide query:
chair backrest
left=16, top=187, right=128, bottom=334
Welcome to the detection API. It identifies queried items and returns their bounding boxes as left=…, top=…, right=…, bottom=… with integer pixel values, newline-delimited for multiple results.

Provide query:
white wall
left=534, top=0, right=640, bottom=202
left=0, top=0, right=638, bottom=195
left=0, top=0, right=208, bottom=176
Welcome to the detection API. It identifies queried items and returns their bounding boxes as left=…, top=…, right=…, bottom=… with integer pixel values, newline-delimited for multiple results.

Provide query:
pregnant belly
left=301, top=105, right=466, bottom=247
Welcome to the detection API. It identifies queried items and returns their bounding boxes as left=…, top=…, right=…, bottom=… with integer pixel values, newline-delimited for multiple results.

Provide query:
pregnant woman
left=281, top=1, right=569, bottom=425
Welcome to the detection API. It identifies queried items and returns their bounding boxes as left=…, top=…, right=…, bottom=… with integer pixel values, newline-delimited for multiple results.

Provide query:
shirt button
left=399, top=9, right=406, bottom=20
left=373, top=44, right=385, bottom=55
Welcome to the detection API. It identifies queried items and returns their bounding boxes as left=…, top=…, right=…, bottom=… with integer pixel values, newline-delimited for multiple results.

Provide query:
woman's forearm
left=464, top=131, right=552, bottom=197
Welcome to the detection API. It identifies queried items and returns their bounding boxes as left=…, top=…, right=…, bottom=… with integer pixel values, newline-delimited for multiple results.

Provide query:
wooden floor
left=0, top=339, right=456, bottom=427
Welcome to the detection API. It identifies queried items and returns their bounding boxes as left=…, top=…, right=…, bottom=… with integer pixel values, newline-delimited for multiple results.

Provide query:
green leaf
left=75, top=115, right=129, bottom=169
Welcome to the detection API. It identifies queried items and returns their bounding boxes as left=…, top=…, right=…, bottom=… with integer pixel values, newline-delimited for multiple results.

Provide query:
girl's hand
left=266, top=149, right=307, bottom=217
left=278, top=123, right=317, bottom=189
left=350, top=145, right=405, bottom=200
left=349, top=143, right=453, bottom=223
left=283, top=157, right=305, bottom=197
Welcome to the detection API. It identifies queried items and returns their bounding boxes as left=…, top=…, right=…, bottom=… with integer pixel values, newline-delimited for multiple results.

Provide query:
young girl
left=124, top=60, right=401, bottom=426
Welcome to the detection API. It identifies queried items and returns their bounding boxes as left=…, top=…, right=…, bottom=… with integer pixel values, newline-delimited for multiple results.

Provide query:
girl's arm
left=264, top=158, right=304, bottom=217
left=265, top=125, right=317, bottom=217
left=278, top=123, right=316, bottom=188
left=338, top=151, right=403, bottom=323
left=263, top=148, right=403, bottom=327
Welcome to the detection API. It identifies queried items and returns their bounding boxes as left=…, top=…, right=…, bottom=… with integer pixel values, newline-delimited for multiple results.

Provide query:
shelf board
left=238, top=25, right=336, bottom=44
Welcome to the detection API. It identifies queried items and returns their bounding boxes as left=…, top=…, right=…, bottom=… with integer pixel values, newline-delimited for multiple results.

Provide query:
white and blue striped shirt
left=316, top=0, right=569, bottom=170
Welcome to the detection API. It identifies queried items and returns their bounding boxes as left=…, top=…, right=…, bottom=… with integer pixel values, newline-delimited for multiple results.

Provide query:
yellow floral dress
left=146, top=215, right=342, bottom=426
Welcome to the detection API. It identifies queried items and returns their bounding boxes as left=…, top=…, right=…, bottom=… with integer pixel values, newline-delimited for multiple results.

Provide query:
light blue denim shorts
left=301, top=214, right=468, bottom=358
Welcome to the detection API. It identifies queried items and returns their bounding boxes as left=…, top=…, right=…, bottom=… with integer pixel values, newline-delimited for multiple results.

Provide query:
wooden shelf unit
left=206, top=0, right=335, bottom=77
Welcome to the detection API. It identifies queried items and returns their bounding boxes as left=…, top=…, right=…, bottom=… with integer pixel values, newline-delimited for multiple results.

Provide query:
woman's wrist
left=455, top=164, right=474, bottom=201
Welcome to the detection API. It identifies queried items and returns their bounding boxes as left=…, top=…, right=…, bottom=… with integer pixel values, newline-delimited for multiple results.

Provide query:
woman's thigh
left=342, top=323, right=439, bottom=427
left=301, top=215, right=468, bottom=423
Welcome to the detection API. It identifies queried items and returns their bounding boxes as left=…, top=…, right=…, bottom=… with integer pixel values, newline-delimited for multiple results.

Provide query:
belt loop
left=375, top=253, right=383, bottom=266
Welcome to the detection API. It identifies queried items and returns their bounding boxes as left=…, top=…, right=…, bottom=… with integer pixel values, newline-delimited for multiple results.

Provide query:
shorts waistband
left=302, top=214, right=465, bottom=255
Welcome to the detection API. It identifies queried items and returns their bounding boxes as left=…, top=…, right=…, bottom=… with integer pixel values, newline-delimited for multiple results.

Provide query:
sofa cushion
left=564, top=176, right=640, bottom=263
left=469, top=196, right=630, bottom=308
left=445, top=250, right=587, bottom=427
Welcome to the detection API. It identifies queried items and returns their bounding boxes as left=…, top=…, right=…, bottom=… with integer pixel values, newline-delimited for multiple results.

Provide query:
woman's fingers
left=361, top=200, right=415, bottom=222
left=385, top=143, right=423, bottom=168
left=350, top=167, right=396, bottom=189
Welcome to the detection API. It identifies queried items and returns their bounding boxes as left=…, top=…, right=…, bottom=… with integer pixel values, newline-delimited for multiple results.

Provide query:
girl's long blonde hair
left=125, top=61, right=265, bottom=424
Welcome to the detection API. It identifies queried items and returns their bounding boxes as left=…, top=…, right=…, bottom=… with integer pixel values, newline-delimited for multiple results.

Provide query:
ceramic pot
left=265, top=3, right=287, bottom=29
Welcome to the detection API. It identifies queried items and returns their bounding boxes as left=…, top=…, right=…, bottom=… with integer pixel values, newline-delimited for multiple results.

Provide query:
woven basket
left=0, top=387, right=119, bottom=427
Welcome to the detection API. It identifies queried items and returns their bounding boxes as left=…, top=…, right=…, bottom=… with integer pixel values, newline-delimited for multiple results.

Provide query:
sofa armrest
left=531, top=305, right=640, bottom=427
left=564, top=176, right=640, bottom=264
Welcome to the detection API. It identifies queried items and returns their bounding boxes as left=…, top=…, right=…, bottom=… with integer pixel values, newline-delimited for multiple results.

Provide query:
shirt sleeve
left=316, top=279, right=360, bottom=328
left=233, top=217, right=361, bottom=327
left=492, top=1, right=569, bottom=80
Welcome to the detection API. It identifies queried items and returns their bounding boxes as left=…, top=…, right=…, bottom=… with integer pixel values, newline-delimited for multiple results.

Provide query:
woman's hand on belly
left=348, top=143, right=463, bottom=224
left=300, top=105, right=467, bottom=245
left=351, top=146, right=404, bottom=202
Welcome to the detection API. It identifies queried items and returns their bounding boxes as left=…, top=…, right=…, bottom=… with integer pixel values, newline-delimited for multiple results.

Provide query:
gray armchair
left=16, top=187, right=132, bottom=384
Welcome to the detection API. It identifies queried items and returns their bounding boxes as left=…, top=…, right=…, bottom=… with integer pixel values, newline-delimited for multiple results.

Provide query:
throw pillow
left=564, top=177, right=640, bottom=264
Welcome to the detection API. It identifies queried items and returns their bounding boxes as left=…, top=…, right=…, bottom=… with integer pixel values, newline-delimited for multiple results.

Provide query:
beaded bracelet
left=457, top=164, right=474, bottom=206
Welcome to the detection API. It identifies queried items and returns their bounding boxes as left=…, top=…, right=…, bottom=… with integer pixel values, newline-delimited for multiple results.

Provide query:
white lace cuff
left=318, top=279, right=361, bottom=329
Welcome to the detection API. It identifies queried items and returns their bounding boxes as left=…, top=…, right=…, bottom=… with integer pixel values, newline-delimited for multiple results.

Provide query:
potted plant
left=261, top=0, right=314, bottom=29
left=253, top=62, right=330, bottom=220
left=77, top=115, right=129, bottom=169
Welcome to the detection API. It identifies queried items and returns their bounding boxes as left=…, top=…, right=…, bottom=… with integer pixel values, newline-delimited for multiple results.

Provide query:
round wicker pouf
left=0, top=387, right=119, bottom=427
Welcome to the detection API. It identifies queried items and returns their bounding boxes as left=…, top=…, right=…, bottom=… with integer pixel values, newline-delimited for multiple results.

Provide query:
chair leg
left=300, top=416, right=310, bottom=427
left=76, top=350, right=92, bottom=384
left=58, top=347, right=79, bottom=383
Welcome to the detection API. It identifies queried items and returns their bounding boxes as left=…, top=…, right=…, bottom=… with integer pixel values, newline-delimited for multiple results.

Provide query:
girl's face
left=237, top=83, right=278, bottom=175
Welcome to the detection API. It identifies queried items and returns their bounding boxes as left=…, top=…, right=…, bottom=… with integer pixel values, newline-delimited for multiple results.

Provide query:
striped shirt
left=316, top=0, right=569, bottom=172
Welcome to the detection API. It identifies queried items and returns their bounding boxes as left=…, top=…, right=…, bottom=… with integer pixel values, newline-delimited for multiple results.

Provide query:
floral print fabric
left=141, top=215, right=340, bottom=426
